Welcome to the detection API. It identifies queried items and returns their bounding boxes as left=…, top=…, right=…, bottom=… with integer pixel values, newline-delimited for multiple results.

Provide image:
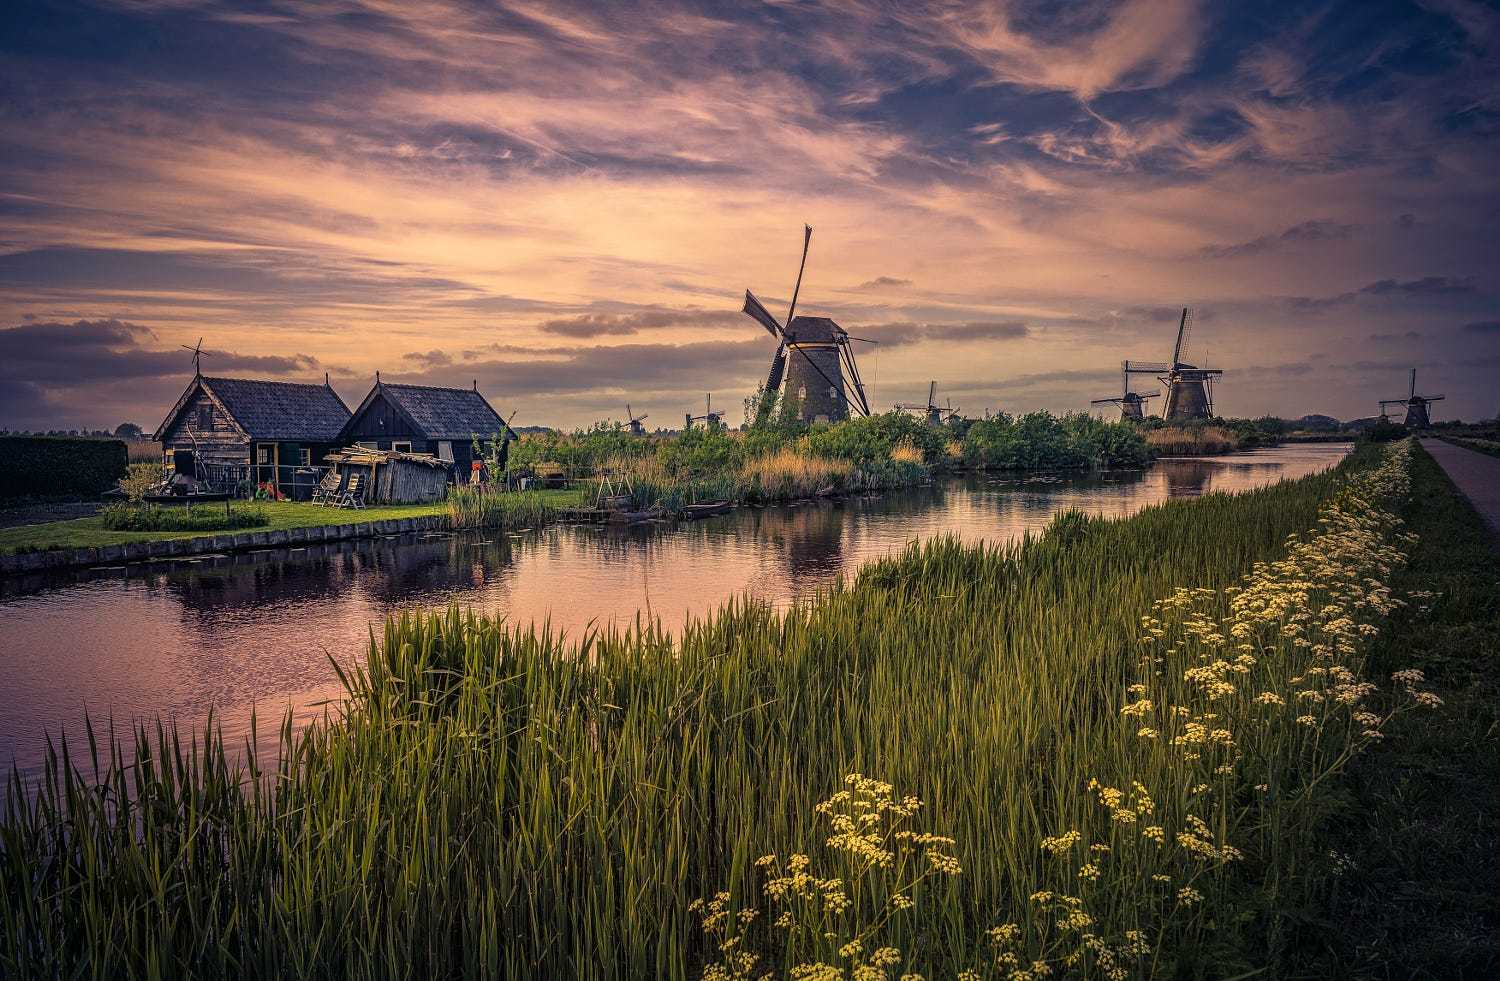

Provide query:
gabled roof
left=153, top=376, right=351, bottom=442
left=346, top=381, right=514, bottom=440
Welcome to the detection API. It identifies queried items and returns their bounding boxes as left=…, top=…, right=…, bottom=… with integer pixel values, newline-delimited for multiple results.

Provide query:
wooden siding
left=343, top=392, right=419, bottom=441
left=159, top=390, right=250, bottom=465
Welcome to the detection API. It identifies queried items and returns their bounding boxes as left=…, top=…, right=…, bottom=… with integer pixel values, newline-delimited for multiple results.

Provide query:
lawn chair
left=336, top=473, right=366, bottom=509
left=311, top=469, right=342, bottom=505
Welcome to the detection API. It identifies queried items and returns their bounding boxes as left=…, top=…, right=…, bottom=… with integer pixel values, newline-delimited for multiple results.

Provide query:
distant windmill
left=744, top=225, right=875, bottom=424
left=181, top=337, right=207, bottom=376
left=895, top=381, right=958, bottom=425
left=1380, top=368, right=1443, bottom=428
left=1122, top=308, right=1223, bottom=420
left=1091, top=364, right=1160, bottom=421
left=685, top=393, right=724, bottom=431
left=626, top=403, right=649, bottom=436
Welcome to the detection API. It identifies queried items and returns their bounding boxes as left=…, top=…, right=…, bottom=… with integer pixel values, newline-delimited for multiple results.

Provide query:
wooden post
left=273, top=442, right=280, bottom=495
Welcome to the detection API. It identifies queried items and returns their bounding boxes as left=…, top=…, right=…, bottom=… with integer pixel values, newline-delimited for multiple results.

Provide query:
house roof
left=153, top=376, right=351, bottom=442
left=349, top=381, right=514, bottom=440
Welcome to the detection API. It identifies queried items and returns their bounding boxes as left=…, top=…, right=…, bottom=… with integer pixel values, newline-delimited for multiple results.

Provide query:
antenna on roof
left=473, top=379, right=478, bottom=391
left=376, top=370, right=381, bottom=384
left=180, top=337, right=206, bottom=377
left=325, top=371, right=330, bottom=386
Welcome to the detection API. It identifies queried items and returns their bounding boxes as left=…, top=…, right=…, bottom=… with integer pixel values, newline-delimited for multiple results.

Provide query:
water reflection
left=0, top=445, right=1348, bottom=774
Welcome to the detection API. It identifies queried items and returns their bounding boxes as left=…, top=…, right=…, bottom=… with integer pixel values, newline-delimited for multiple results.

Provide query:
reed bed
left=1, top=443, right=1427, bottom=978
left=1144, top=426, right=1239, bottom=456
left=444, top=485, right=554, bottom=530
left=741, top=448, right=857, bottom=501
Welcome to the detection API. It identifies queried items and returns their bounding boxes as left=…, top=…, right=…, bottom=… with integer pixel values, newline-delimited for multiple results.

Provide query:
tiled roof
left=200, top=377, right=351, bottom=441
left=376, top=383, right=508, bottom=439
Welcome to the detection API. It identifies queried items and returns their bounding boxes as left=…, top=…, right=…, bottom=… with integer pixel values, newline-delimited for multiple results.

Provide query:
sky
left=2, top=0, right=1497, bottom=432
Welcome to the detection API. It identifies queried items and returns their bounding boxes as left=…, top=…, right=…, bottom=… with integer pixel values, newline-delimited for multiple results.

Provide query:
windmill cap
left=787, top=315, right=842, bottom=340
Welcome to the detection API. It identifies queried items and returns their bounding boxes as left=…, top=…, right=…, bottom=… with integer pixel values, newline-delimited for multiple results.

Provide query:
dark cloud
left=1200, top=219, right=1354, bottom=259
left=1288, top=276, right=1478, bottom=311
left=855, top=276, right=913, bottom=290
left=1462, top=320, right=1500, bottom=334
left=537, top=308, right=742, bottom=338
left=0, top=319, right=330, bottom=427
left=1368, top=330, right=1421, bottom=342
left=856, top=321, right=1029, bottom=346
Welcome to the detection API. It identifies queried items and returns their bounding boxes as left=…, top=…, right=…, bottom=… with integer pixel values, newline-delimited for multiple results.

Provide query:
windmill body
left=625, top=404, right=648, bottom=436
left=744, top=226, right=873, bottom=425
left=1091, top=363, right=1159, bottom=422
left=1382, top=368, right=1443, bottom=429
left=1122, top=308, right=1223, bottom=421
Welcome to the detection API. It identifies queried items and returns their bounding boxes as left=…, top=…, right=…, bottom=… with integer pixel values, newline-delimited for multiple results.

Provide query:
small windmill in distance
left=1122, top=308, right=1223, bottom=420
left=1380, top=368, right=1443, bottom=428
left=626, top=404, right=649, bottom=436
left=895, top=381, right=953, bottom=425
left=1091, top=364, right=1160, bottom=421
left=181, top=337, right=207, bottom=376
left=685, top=393, right=724, bottom=431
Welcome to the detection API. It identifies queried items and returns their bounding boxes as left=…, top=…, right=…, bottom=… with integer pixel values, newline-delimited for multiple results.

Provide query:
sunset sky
left=2, top=0, right=1497, bottom=431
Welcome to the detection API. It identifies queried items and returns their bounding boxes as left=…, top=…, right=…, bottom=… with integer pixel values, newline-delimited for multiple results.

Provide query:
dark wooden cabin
left=339, top=379, right=516, bottom=482
left=152, top=375, right=352, bottom=497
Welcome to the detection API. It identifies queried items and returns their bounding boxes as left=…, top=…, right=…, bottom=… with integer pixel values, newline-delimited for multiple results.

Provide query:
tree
left=114, top=422, right=144, bottom=440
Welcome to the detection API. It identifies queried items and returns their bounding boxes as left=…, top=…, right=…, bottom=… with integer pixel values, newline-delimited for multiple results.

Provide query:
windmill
left=1380, top=368, right=1443, bottom=428
left=895, top=382, right=958, bottom=425
left=181, top=337, right=207, bottom=376
left=685, top=393, right=724, bottom=431
left=744, top=225, right=875, bottom=424
left=1091, top=364, right=1160, bottom=421
left=1122, top=308, right=1223, bottom=420
left=626, top=403, right=649, bottom=436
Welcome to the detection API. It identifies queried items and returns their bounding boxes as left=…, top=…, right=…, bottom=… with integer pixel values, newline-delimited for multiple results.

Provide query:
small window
left=196, top=404, right=213, bottom=429
left=299, top=448, right=311, bottom=466
left=356, top=441, right=379, bottom=450
left=392, top=441, right=412, bottom=453
left=257, top=445, right=271, bottom=465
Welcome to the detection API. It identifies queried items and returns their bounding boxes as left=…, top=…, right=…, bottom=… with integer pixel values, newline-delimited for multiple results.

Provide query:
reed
left=741, top=448, right=857, bottom=501
left=444, top=485, right=554, bottom=529
left=1144, top=426, right=1239, bottom=456
left=2, top=443, right=1425, bottom=978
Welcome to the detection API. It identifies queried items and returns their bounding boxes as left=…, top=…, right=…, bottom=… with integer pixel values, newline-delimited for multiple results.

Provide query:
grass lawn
left=0, top=488, right=585, bottom=554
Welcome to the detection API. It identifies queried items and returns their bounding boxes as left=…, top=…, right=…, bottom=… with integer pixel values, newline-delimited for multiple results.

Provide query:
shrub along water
left=444, top=486, right=555, bottom=530
left=3, top=443, right=1428, bottom=978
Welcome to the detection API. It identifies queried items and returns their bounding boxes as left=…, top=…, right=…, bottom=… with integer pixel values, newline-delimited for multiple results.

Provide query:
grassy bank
left=1439, top=433, right=1500, bottom=458
left=2, top=442, right=1441, bottom=977
left=0, top=490, right=585, bottom=555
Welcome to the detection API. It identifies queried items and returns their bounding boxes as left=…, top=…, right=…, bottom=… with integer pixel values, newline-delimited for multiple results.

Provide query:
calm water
left=0, top=444, right=1348, bottom=775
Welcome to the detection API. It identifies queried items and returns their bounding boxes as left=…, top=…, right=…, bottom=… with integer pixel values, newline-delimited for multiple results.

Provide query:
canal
left=0, top=444, right=1349, bottom=775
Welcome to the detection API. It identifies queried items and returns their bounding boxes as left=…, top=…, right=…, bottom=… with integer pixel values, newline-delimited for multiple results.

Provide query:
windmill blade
left=844, top=335, right=879, bottom=344
left=1409, top=368, right=1416, bottom=399
left=841, top=342, right=871, bottom=416
left=1138, top=392, right=1161, bottom=399
left=1090, top=397, right=1123, bottom=405
left=743, top=291, right=783, bottom=338
left=1171, top=308, right=1190, bottom=366
left=638, top=413, right=648, bottom=421
left=927, top=381, right=937, bottom=407
left=764, top=342, right=788, bottom=394
left=785, top=224, right=813, bottom=328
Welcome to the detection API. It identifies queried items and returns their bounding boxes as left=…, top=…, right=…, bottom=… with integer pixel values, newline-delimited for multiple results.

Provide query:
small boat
left=680, top=500, right=733, bottom=520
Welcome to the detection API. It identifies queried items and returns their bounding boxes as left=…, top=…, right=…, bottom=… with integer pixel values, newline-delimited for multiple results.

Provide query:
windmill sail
left=743, top=291, right=783, bottom=338
left=765, top=343, right=788, bottom=394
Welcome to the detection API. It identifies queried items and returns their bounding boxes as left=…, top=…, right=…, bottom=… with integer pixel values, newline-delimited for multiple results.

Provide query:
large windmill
left=1091, top=365, right=1160, bottom=421
left=1380, top=368, right=1443, bottom=428
left=744, top=225, right=874, bottom=424
left=895, top=381, right=958, bottom=425
left=1123, top=308, right=1223, bottom=420
left=625, top=403, right=649, bottom=436
left=685, top=393, right=724, bottom=431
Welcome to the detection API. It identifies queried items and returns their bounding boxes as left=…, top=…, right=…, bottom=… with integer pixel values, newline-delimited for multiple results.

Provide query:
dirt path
left=1422, top=439, right=1500, bottom=540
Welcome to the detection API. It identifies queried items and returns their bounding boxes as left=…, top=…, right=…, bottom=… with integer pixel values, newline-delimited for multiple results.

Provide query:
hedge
left=0, top=436, right=129, bottom=501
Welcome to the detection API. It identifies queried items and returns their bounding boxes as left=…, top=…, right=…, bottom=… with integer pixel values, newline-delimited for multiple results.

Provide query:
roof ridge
left=380, top=381, right=486, bottom=394
left=203, top=375, right=330, bottom=389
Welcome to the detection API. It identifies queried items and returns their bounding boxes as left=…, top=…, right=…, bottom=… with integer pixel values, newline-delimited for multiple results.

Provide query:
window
left=257, top=445, right=271, bottom=465
left=299, top=448, right=311, bottom=466
left=392, top=441, right=412, bottom=453
left=436, top=441, right=454, bottom=462
left=356, top=441, right=379, bottom=449
left=196, top=404, right=213, bottom=429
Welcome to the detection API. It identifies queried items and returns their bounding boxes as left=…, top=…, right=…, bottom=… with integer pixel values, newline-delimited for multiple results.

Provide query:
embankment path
left=1422, top=438, right=1500, bottom=540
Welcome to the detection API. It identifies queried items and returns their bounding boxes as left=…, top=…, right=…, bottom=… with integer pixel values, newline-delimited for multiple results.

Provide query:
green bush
left=964, top=411, right=1148, bottom=469
left=98, top=502, right=269, bottom=532
left=0, top=436, right=128, bottom=501
left=804, top=411, right=946, bottom=465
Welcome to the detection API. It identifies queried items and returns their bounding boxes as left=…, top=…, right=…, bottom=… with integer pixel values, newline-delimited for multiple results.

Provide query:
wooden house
left=153, top=375, right=352, bottom=497
left=320, top=448, right=452, bottom=504
left=339, top=379, right=516, bottom=482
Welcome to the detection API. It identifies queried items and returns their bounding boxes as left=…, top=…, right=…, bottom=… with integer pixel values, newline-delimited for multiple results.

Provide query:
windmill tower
left=625, top=404, right=649, bottom=436
left=1091, top=363, right=1160, bottom=421
left=744, top=225, right=875, bottom=424
left=1380, top=368, right=1443, bottom=428
left=1123, top=308, right=1223, bottom=421
left=895, top=382, right=958, bottom=425
left=685, top=394, right=724, bottom=431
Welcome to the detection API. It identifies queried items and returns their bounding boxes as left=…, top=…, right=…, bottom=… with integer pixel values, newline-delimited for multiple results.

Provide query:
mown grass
left=1, top=443, right=1432, bottom=977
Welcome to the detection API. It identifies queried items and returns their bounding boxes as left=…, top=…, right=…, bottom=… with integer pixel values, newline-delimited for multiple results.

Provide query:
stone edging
left=0, top=515, right=452, bottom=577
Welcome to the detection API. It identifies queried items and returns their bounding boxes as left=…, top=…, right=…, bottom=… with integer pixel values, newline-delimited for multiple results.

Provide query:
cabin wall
left=159, top=390, right=249, bottom=466
left=344, top=392, right=419, bottom=442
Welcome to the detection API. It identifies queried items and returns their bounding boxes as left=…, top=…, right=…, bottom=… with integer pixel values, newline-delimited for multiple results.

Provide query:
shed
left=339, top=378, right=518, bottom=482
left=322, top=447, right=452, bottom=504
left=153, top=374, right=351, bottom=497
